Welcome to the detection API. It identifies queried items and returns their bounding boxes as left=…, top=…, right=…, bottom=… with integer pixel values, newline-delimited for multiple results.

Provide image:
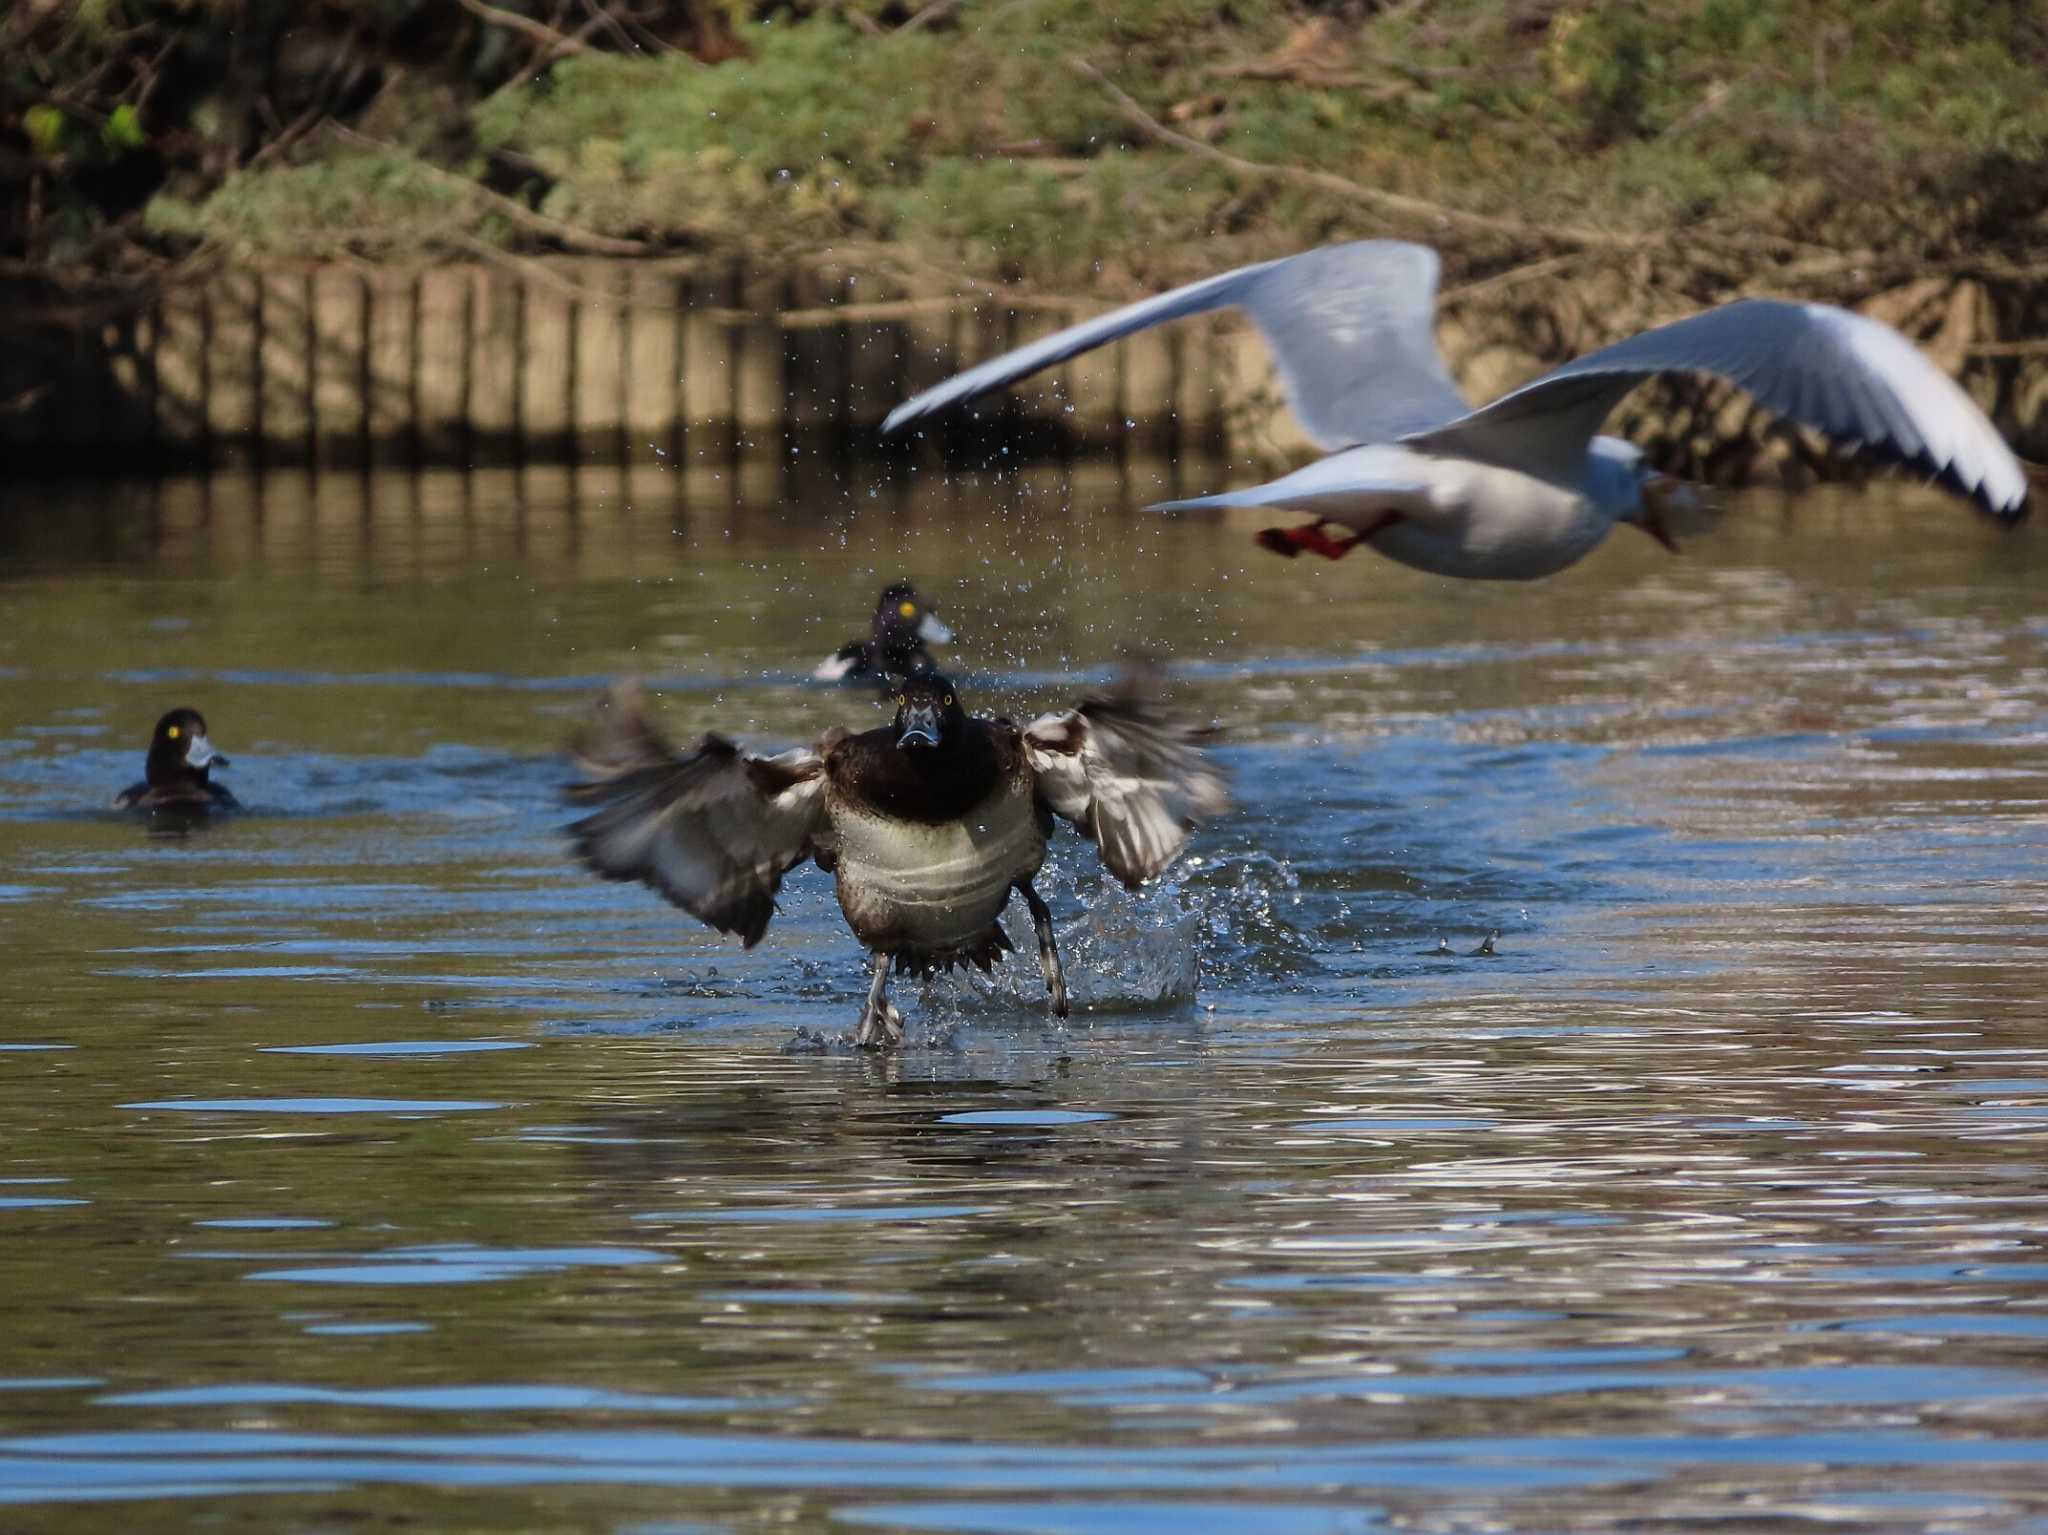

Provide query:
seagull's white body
left=1372, top=466, right=1607, bottom=580
left=882, top=241, right=2029, bottom=580
left=1189, top=439, right=1628, bottom=580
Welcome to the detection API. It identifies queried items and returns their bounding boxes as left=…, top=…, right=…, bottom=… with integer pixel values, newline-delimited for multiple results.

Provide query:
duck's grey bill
left=917, top=613, right=953, bottom=646
left=186, top=735, right=220, bottom=769
left=897, top=705, right=942, bottom=749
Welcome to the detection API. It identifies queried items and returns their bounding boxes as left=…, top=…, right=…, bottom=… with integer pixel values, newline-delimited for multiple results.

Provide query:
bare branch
left=899, top=0, right=962, bottom=35
left=575, top=0, right=639, bottom=53
left=1208, top=61, right=1410, bottom=101
left=455, top=0, right=591, bottom=57
left=329, top=125, right=659, bottom=256
left=1067, top=56, right=1652, bottom=253
left=1, top=383, right=52, bottom=417
left=1439, top=251, right=1587, bottom=304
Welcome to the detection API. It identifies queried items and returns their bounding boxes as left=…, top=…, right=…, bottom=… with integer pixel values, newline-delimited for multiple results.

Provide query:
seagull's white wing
left=1407, top=299, right=2029, bottom=520
left=1024, top=676, right=1229, bottom=890
left=884, top=241, right=1468, bottom=450
left=565, top=681, right=828, bottom=947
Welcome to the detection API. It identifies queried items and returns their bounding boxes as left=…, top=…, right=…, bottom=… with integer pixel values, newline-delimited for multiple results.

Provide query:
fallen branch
left=131, top=35, right=181, bottom=123
left=1968, top=338, right=2048, bottom=358
left=607, top=2, right=685, bottom=56
left=456, top=0, right=591, bottom=56
left=1656, top=79, right=1735, bottom=144
left=839, top=6, right=885, bottom=37
left=1067, top=56, right=1652, bottom=253
left=1208, top=62, right=1410, bottom=101
left=898, top=0, right=961, bottom=33
left=447, top=229, right=624, bottom=300
left=330, top=124, right=658, bottom=257
left=1439, top=251, right=1587, bottom=304
left=245, top=96, right=334, bottom=172
left=766, top=292, right=1074, bottom=328
left=1212, top=58, right=1461, bottom=91
left=1952, top=257, right=2048, bottom=283
left=575, top=0, right=640, bottom=53
left=1, top=383, right=52, bottom=417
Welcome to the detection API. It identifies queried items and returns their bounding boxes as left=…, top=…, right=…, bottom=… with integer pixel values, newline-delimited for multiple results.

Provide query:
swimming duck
left=565, top=667, right=1227, bottom=1046
left=813, top=581, right=953, bottom=684
left=883, top=240, right=2028, bottom=580
left=113, top=707, right=238, bottom=811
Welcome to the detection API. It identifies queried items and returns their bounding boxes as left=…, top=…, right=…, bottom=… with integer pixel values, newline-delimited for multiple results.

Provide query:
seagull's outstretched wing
left=1408, top=299, right=2029, bottom=520
left=565, top=681, right=828, bottom=947
left=883, top=241, right=1468, bottom=450
left=1023, top=672, right=1229, bottom=889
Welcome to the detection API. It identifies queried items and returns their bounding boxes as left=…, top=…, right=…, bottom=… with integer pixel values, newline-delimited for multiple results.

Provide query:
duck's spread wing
left=1023, top=682, right=1229, bottom=889
left=564, top=682, right=827, bottom=946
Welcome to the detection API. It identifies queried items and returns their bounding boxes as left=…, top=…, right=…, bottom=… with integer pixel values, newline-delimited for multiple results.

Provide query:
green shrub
left=58, top=0, right=2048, bottom=278
left=145, top=153, right=468, bottom=256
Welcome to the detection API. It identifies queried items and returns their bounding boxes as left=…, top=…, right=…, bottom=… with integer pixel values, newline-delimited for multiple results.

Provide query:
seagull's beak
left=896, top=701, right=942, bottom=750
left=185, top=733, right=224, bottom=770
left=917, top=612, right=952, bottom=646
left=1637, top=473, right=1702, bottom=554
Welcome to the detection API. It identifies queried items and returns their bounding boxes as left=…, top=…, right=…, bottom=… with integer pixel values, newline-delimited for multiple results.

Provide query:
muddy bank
left=3, top=253, right=2042, bottom=482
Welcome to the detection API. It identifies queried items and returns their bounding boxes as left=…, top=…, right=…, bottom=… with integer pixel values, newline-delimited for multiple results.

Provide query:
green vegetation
left=7, top=0, right=2048, bottom=294
left=145, top=151, right=473, bottom=257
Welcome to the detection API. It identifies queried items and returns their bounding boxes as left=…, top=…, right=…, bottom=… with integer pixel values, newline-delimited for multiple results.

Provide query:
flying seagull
left=882, top=241, right=2028, bottom=581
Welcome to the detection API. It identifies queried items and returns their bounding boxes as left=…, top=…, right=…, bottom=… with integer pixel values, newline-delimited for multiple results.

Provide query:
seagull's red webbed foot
left=1254, top=521, right=1363, bottom=561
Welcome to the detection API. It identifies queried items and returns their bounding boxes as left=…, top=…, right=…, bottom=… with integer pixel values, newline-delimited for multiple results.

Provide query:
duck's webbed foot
left=1018, top=879, right=1070, bottom=1020
left=1255, top=521, right=1363, bottom=561
left=856, top=951, right=904, bottom=1048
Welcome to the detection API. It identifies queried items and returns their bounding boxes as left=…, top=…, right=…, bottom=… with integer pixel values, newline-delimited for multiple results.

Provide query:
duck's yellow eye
left=895, top=695, right=906, bottom=707
left=944, top=695, right=954, bottom=706
left=167, top=725, right=180, bottom=739
left=898, top=601, right=916, bottom=618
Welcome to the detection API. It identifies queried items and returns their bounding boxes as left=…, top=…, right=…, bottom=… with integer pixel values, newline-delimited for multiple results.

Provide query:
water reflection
left=0, top=467, right=2044, bottom=1530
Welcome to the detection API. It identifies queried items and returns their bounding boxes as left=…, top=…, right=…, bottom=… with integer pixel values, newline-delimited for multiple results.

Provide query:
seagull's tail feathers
left=1149, top=490, right=1249, bottom=516
left=1148, top=466, right=1433, bottom=530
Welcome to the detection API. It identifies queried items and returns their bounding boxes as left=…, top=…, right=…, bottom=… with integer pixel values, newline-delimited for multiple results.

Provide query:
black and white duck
left=565, top=667, right=1227, bottom=1045
left=813, top=581, right=953, bottom=685
left=113, top=707, right=238, bottom=812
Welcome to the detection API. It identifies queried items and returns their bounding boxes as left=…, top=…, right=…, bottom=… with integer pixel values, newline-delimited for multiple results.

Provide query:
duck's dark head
left=873, top=581, right=951, bottom=661
left=891, top=669, right=966, bottom=751
left=146, top=707, right=228, bottom=785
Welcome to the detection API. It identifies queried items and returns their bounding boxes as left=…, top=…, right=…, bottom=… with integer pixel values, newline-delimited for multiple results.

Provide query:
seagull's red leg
left=1255, top=521, right=1359, bottom=560
left=1254, top=525, right=1310, bottom=558
left=1254, top=515, right=1399, bottom=562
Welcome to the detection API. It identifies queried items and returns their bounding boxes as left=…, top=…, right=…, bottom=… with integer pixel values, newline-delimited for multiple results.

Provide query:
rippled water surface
left=3, top=463, right=2047, bottom=1533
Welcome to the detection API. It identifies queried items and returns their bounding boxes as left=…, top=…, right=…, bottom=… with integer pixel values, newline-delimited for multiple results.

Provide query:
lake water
left=2, top=461, right=2046, bottom=1533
